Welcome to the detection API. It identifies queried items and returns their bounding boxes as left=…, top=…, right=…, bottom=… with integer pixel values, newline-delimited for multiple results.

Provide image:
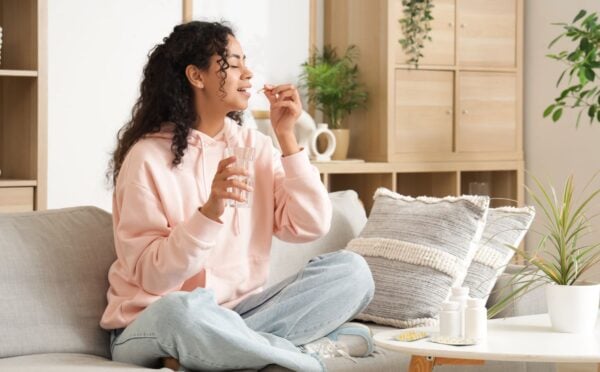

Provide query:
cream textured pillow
left=463, top=206, right=536, bottom=300
left=347, top=188, right=489, bottom=328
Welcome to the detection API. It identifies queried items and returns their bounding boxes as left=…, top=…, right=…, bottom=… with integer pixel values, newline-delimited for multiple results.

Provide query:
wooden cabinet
left=457, top=0, right=517, bottom=68
left=324, top=0, right=523, bottom=162
left=0, top=0, right=47, bottom=212
left=321, top=0, right=524, bottom=212
left=394, top=0, right=456, bottom=66
left=458, top=72, right=517, bottom=153
left=0, top=186, right=34, bottom=212
left=394, top=70, right=454, bottom=154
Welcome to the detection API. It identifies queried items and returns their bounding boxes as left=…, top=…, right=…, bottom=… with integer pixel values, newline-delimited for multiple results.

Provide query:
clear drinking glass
left=468, top=182, right=490, bottom=196
left=224, top=146, right=255, bottom=208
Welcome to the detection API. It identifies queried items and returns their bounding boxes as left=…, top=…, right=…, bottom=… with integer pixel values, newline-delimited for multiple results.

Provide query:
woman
left=100, top=21, right=374, bottom=371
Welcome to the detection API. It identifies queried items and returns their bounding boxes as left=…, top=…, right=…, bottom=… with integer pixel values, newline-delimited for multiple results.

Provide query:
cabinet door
left=458, top=72, right=516, bottom=152
left=457, top=0, right=517, bottom=68
left=394, top=0, right=455, bottom=66
left=0, top=187, right=34, bottom=213
left=394, top=70, right=454, bottom=154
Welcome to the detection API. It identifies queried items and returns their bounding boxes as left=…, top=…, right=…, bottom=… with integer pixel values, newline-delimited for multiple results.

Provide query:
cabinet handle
left=448, top=22, right=453, bottom=27
left=460, top=23, right=466, bottom=28
left=446, top=109, right=452, bottom=115
left=462, top=109, right=469, bottom=115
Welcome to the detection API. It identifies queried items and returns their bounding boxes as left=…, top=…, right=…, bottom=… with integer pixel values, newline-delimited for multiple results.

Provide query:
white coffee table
left=374, top=313, right=600, bottom=372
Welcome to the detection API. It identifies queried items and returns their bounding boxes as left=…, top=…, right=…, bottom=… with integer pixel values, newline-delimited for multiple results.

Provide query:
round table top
left=373, top=314, right=600, bottom=363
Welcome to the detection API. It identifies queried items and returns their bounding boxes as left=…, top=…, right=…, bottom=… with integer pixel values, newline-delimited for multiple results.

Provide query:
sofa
left=0, top=190, right=555, bottom=371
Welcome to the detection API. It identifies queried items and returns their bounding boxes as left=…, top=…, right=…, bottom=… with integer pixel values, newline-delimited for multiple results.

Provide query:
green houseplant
left=398, top=0, right=435, bottom=67
left=299, top=45, right=368, bottom=160
left=489, top=174, right=600, bottom=332
left=544, top=10, right=600, bottom=126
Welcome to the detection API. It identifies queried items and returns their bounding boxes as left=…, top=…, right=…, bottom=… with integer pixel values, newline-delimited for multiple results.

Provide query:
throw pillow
left=463, top=206, right=536, bottom=300
left=346, top=188, right=489, bottom=328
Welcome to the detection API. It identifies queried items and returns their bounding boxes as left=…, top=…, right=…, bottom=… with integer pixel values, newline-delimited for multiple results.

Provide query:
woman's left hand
left=263, top=84, right=302, bottom=137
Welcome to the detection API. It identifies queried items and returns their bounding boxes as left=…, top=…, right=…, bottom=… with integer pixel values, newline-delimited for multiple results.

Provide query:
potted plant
left=299, top=45, right=368, bottom=160
left=398, top=0, right=434, bottom=67
left=488, top=174, right=600, bottom=333
left=490, top=9, right=600, bottom=333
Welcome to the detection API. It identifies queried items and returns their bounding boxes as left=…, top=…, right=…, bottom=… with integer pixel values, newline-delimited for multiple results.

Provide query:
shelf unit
left=324, top=0, right=523, bottom=163
left=314, top=160, right=523, bottom=214
left=316, top=0, right=524, bottom=215
left=0, top=0, right=47, bottom=213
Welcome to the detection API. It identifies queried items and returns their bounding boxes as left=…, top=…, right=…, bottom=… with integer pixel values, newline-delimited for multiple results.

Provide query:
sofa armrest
left=486, top=264, right=548, bottom=318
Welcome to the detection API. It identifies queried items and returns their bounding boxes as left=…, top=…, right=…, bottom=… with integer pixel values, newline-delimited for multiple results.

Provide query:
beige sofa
left=0, top=190, right=553, bottom=371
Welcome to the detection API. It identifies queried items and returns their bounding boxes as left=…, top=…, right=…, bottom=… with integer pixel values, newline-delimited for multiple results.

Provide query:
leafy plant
left=544, top=10, right=600, bottom=127
left=299, top=45, right=368, bottom=130
left=398, top=0, right=434, bottom=67
left=488, top=174, right=600, bottom=318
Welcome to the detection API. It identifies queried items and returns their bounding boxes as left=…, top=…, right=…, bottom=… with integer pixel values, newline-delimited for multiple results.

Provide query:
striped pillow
left=463, top=207, right=535, bottom=300
left=347, top=188, right=489, bottom=328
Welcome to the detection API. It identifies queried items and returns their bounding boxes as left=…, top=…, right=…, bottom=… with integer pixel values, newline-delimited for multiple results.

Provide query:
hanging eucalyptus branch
left=398, top=0, right=434, bottom=68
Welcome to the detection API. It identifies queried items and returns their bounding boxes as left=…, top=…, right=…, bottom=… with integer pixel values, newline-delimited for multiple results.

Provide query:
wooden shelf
left=314, top=160, right=524, bottom=214
left=0, top=179, right=37, bottom=187
left=0, top=70, right=38, bottom=77
left=0, top=0, right=47, bottom=212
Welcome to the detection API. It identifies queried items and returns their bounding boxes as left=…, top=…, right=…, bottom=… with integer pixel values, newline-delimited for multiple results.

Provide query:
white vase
left=309, top=124, right=336, bottom=161
left=546, top=283, right=600, bottom=333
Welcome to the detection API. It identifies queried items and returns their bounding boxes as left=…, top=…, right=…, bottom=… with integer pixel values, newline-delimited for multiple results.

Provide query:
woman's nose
left=243, top=66, right=253, bottom=80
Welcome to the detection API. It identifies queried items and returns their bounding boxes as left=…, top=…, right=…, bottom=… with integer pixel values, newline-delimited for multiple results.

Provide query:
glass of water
left=223, top=146, right=255, bottom=208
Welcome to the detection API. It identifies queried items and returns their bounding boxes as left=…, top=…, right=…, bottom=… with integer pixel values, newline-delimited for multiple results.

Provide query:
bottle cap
left=441, top=301, right=459, bottom=311
left=451, top=286, right=469, bottom=296
left=467, top=298, right=485, bottom=308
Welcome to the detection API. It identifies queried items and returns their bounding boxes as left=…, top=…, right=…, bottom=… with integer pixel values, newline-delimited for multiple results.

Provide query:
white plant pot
left=546, top=283, right=600, bottom=333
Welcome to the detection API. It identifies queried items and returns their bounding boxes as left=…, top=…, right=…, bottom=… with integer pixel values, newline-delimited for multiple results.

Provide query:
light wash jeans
left=110, top=250, right=375, bottom=372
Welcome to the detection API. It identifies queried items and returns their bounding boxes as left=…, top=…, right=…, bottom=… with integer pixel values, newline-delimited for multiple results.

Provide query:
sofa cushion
left=464, top=207, right=536, bottom=300
left=347, top=188, right=489, bottom=328
left=0, top=353, right=159, bottom=371
left=0, top=207, right=115, bottom=359
left=267, top=190, right=367, bottom=287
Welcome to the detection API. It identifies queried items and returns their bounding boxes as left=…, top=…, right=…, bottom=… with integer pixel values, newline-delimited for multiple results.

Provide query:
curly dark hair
left=108, top=21, right=243, bottom=187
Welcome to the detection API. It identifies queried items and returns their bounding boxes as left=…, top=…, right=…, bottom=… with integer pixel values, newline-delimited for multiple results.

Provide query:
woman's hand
left=263, top=84, right=301, bottom=156
left=200, top=156, right=253, bottom=222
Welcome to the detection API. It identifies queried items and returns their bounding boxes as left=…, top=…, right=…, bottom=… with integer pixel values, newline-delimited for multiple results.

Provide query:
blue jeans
left=110, top=250, right=375, bottom=372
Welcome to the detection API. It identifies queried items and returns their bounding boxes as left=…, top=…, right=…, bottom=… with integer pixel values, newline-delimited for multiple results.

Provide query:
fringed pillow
left=463, top=206, right=535, bottom=300
left=347, top=188, right=489, bottom=328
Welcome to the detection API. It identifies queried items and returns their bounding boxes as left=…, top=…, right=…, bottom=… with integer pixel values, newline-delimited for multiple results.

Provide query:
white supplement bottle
left=465, top=298, right=488, bottom=341
left=449, top=286, right=469, bottom=338
left=439, top=301, right=461, bottom=338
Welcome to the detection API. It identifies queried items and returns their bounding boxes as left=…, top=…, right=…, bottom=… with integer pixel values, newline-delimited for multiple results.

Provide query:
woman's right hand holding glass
left=199, top=156, right=253, bottom=222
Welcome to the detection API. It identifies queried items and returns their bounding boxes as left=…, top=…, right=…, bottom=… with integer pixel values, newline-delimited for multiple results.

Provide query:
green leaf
left=548, top=34, right=564, bottom=49
left=556, top=70, right=567, bottom=87
left=552, top=107, right=563, bottom=121
left=543, top=104, right=556, bottom=118
left=588, top=105, right=597, bottom=120
left=585, top=67, right=596, bottom=81
left=573, top=9, right=587, bottom=23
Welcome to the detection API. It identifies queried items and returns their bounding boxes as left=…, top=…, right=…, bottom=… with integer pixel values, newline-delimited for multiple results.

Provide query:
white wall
left=48, top=0, right=311, bottom=212
left=524, top=0, right=600, bottom=281
left=48, top=0, right=181, bottom=211
left=192, top=0, right=310, bottom=110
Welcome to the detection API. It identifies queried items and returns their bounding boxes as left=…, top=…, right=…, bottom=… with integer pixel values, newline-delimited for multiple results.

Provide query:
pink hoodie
left=100, top=118, right=332, bottom=330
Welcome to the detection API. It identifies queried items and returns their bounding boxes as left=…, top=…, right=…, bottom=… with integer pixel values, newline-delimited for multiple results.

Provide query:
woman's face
left=203, top=36, right=253, bottom=112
